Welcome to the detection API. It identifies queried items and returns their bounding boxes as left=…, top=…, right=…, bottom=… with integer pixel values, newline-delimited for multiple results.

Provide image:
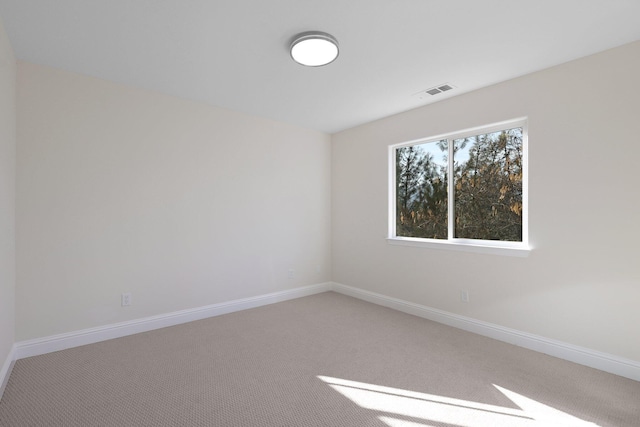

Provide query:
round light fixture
left=290, top=31, right=339, bottom=67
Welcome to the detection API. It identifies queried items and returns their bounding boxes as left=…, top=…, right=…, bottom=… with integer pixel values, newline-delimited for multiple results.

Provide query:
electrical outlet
left=121, top=293, right=132, bottom=306
left=288, top=269, right=295, bottom=279
left=460, top=290, right=470, bottom=303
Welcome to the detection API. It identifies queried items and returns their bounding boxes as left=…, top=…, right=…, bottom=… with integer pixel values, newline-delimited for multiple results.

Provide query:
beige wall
left=16, top=62, right=331, bottom=340
left=332, top=41, right=640, bottom=361
left=0, top=17, right=16, bottom=365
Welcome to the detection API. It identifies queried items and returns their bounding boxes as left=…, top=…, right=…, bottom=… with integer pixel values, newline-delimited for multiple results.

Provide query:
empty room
left=1, top=1, right=639, bottom=426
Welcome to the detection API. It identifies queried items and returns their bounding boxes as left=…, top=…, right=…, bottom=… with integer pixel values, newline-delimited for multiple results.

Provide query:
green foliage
left=396, top=141, right=448, bottom=239
left=395, top=128, right=523, bottom=242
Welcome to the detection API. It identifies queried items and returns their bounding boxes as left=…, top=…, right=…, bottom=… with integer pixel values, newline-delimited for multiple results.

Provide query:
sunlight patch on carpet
left=317, top=375, right=599, bottom=427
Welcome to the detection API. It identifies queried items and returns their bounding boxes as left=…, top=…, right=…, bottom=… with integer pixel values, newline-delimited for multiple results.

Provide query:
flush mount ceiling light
left=290, top=31, right=339, bottom=67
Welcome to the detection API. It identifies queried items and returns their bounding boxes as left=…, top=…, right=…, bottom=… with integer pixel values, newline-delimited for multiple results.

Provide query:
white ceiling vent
left=414, top=83, right=456, bottom=100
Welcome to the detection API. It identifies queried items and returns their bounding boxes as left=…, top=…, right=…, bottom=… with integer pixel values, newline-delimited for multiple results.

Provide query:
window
left=388, top=119, right=528, bottom=256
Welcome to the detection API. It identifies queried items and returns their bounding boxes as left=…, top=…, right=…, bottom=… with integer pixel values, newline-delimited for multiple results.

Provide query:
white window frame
left=388, top=118, right=530, bottom=257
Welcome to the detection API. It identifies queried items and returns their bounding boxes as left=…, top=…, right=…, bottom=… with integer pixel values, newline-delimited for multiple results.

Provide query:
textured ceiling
left=1, top=0, right=639, bottom=133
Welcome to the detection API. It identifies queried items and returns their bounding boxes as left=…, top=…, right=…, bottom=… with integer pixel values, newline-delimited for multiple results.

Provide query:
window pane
left=396, top=140, right=448, bottom=239
left=453, top=128, right=523, bottom=241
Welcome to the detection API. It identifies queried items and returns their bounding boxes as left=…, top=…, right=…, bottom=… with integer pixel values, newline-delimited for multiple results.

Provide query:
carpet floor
left=0, top=292, right=638, bottom=426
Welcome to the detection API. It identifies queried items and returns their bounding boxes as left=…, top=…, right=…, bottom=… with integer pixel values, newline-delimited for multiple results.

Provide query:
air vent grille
left=426, top=84, right=454, bottom=95
left=414, top=83, right=456, bottom=100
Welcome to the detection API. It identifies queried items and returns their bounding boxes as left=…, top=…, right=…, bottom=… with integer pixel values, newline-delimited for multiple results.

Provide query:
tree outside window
left=392, top=121, right=526, bottom=248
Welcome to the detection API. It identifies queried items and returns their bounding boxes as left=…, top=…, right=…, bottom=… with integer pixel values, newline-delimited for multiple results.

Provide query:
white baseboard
left=11, top=281, right=640, bottom=383
left=15, top=282, right=332, bottom=360
left=0, top=345, right=16, bottom=400
left=331, top=282, right=640, bottom=382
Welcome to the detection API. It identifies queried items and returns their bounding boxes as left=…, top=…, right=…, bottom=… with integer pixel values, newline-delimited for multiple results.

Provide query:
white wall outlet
left=121, top=293, right=132, bottom=306
left=460, top=290, right=470, bottom=303
left=288, top=269, right=295, bottom=279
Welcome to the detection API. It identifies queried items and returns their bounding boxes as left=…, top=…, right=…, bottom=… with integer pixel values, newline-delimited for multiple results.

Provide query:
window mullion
left=447, top=138, right=454, bottom=241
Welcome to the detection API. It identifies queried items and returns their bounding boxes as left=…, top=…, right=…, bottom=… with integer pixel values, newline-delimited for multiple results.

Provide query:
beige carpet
left=0, top=292, right=638, bottom=426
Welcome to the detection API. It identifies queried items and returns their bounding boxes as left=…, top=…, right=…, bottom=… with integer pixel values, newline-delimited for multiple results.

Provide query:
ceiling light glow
left=290, top=32, right=339, bottom=67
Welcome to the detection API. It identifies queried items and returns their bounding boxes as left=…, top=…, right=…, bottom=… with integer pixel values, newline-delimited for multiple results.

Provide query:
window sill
left=386, top=237, right=531, bottom=257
